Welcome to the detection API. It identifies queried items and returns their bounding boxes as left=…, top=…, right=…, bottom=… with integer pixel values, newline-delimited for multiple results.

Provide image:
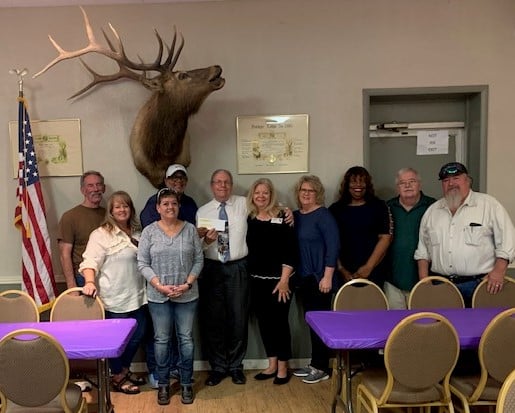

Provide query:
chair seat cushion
left=450, top=375, right=502, bottom=401
left=5, top=383, right=84, bottom=412
left=361, top=369, right=447, bottom=403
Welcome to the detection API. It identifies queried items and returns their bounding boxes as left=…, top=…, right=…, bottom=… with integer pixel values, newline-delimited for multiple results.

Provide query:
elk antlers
left=33, top=6, right=184, bottom=97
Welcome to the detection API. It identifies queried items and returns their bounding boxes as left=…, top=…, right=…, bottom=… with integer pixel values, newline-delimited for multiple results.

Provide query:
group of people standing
left=56, top=160, right=515, bottom=405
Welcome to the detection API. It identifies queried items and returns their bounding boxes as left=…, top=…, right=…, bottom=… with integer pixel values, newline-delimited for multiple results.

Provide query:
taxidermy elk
left=34, top=7, right=225, bottom=188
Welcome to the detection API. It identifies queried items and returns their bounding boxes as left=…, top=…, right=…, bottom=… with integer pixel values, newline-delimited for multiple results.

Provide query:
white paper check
left=197, top=217, right=226, bottom=232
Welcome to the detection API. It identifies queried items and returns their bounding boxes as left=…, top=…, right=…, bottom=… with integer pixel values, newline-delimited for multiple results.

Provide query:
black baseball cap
left=438, top=162, right=468, bottom=180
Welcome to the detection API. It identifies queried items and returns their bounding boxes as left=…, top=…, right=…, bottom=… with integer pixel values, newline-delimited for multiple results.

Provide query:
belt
left=205, top=257, right=246, bottom=265
left=438, top=274, right=485, bottom=284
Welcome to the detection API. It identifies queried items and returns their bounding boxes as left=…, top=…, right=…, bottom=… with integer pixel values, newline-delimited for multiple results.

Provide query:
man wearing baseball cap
left=140, top=164, right=198, bottom=227
left=414, top=161, right=515, bottom=306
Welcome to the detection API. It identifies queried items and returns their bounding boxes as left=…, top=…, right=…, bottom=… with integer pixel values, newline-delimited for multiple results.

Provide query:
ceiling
left=0, top=0, right=217, bottom=7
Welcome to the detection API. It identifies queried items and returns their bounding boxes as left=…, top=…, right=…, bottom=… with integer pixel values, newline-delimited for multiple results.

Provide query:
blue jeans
left=148, top=299, right=198, bottom=386
left=455, top=279, right=482, bottom=308
left=104, top=306, right=147, bottom=375
left=75, top=273, right=85, bottom=287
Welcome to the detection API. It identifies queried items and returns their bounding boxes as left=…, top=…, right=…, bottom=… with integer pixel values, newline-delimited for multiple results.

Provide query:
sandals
left=125, top=371, right=147, bottom=386
left=111, top=376, right=140, bottom=395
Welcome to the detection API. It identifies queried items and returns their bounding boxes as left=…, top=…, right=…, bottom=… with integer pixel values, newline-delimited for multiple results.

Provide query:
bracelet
left=153, top=280, right=161, bottom=289
left=85, top=281, right=96, bottom=286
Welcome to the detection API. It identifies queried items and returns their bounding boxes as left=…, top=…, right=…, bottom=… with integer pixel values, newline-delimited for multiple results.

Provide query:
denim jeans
left=455, top=278, right=482, bottom=308
left=148, top=299, right=198, bottom=386
left=104, top=305, right=147, bottom=375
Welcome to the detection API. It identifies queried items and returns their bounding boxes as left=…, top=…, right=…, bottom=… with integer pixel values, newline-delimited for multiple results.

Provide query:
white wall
left=2, top=0, right=515, bottom=282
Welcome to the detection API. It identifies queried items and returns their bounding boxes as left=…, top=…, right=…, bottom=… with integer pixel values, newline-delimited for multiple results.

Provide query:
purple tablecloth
left=0, top=318, right=137, bottom=359
left=306, top=307, right=504, bottom=350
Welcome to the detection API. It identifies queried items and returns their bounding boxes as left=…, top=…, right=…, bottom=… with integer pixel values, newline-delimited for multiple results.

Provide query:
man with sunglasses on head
left=414, top=162, right=515, bottom=307
left=140, top=164, right=206, bottom=389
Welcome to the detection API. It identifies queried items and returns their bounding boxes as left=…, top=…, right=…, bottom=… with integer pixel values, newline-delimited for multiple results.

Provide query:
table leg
left=331, top=351, right=351, bottom=413
left=97, top=358, right=113, bottom=413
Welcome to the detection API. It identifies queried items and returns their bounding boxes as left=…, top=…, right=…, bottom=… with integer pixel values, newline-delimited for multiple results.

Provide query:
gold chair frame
left=408, top=275, right=465, bottom=309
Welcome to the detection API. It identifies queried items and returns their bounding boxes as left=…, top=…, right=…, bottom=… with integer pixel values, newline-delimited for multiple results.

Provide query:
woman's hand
left=82, top=282, right=97, bottom=298
left=319, top=277, right=332, bottom=294
left=273, top=280, right=291, bottom=303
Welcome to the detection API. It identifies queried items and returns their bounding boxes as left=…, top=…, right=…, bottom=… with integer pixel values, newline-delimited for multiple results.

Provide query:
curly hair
left=338, top=166, right=376, bottom=205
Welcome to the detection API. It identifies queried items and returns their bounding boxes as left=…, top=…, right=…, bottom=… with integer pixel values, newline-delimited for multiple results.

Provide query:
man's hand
left=486, top=269, right=505, bottom=294
left=204, top=228, right=218, bottom=245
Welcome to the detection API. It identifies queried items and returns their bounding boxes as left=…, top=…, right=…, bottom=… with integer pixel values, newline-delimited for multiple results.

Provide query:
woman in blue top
left=292, top=175, right=340, bottom=385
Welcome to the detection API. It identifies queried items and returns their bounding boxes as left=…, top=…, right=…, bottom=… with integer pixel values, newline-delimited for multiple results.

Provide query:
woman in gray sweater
left=138, top=188, right=203, bottom=406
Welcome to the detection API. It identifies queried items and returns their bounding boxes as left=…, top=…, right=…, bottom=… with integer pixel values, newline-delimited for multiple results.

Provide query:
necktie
left=218, top=202, right=230, bottom=263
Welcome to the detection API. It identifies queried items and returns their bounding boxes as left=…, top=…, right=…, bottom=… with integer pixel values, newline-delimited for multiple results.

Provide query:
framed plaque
left=10, top=118, right=83, bottom=178
left=236, top=114, right=309, bottom=174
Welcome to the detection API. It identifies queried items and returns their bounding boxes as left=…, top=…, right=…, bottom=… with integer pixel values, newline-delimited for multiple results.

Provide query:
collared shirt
left=79, top=226, right=147, bottom=313
left=196, top=195, right=248, bottom=262
left=387, top=192, right=436, bottom=290
left=414, top=190, right=515, bottom=276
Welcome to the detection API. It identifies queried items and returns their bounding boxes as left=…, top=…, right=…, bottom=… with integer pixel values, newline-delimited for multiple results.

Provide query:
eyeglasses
left=168, top=174, right=187, bottom=182
left=398, top=179, right=418, bottom=187
left=212, top=180, right=232, bottom=186
left=156, top=187, right=178, bottom=201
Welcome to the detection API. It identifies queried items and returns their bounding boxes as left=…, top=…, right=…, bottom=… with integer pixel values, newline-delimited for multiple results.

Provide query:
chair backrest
left=471, top=308, right=515, bottom=402
left=472, top=277, right=515, bottom=308
left=380, top=312, right=459, bottom=404
left=0, top=289, right=40, bottom=322
left=50, top=287, right=105, bottom=321
left=497, top=368, right=515, bottom=413
left=333, top=279, right=389, bottom=311
left=408, top=276, right=464, bottom=309
left=0, top=328, right=70, bottom=408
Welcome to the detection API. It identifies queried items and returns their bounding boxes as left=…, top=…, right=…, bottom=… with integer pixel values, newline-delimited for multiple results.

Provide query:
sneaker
left=293, top=365, right=313, bottom=377
left=302, top=367, right=329, bottom=384
left=148, top=373, right=159, bottom=389
left=181, top=385, right=194, bottom=404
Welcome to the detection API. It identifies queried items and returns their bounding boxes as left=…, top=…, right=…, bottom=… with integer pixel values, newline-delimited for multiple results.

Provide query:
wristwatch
left=186, top=282, right=193, bottom=290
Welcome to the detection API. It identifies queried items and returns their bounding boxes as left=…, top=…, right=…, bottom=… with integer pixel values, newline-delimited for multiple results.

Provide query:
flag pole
left=10, top=69, right=58, bottom=312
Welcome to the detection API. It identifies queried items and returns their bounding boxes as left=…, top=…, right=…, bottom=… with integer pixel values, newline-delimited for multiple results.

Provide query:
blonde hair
left=294, top=175, right=325, bottom=208
left=102, top=191, right=141, bottom=234
left=247, top=178, right=281, bottom=218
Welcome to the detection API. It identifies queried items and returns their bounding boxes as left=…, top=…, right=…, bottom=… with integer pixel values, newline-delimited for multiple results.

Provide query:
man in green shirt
left=385, top=168, right=435, bottom=309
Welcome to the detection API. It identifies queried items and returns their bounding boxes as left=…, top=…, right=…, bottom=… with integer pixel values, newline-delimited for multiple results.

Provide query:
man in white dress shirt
left=414, top=162, right=515, bottom=306
left=197, top=169, right=249, bottom=386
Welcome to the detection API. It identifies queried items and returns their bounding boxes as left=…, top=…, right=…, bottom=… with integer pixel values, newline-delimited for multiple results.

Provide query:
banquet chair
left=496, top=368, right=515, bottom=413
left=472, top=276, right=515, bottom=308
left=450, top=307, right=515, bottom=413
left=0, top=289, right=39, bottom=322
left=50, top=287, right=105, bottom=389
left=0, top=328, right=86, bottom=413
left=50, top=287, right=105, bottom=321
left=333, top=279, right=389, bottom=311
left=331, top=279, right=389, bottom=403
left=356, top=312, right=460, bottom=413
left=408, top=276, right=465, bottom=309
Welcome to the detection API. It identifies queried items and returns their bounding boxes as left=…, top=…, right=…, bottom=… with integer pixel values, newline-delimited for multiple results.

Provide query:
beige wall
left=2, top=0, right=515, bottom=283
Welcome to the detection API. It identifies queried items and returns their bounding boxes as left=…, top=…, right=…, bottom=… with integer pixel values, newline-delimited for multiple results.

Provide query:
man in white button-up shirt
left=415, top=162, right=515, bottom=306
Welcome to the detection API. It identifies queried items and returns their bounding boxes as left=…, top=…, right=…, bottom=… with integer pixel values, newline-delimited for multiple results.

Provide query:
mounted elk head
left=34, top=7, right=225, bottom=188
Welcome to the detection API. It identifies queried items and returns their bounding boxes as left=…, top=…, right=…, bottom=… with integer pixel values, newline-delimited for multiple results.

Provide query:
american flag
left=14, top=97, right=58, bottom=311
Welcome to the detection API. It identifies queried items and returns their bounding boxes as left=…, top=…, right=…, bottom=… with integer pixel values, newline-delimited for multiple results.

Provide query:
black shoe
left=181, top=385, right=194, bottom=404
left=254, top=371, right=277, bottom=380
left=273, top=374, right=291, bottom=385
left=230, top=369, right=246, bottom=385
left=157, top=385, right=171, bottom=405
left=205, top=371, right=226, bottom=386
